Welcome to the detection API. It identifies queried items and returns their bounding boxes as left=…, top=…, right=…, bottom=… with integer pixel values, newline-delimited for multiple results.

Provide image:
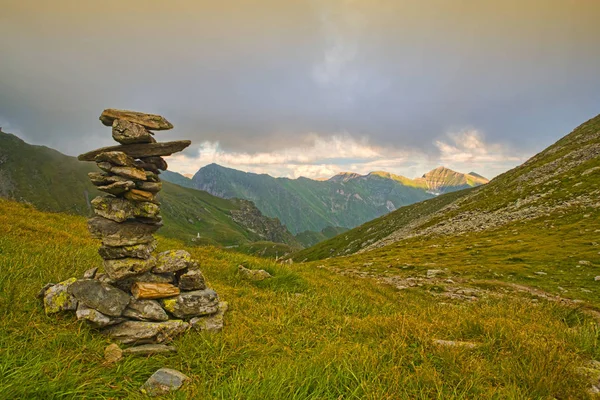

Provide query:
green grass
left=2, top=198, right=600, bottom=398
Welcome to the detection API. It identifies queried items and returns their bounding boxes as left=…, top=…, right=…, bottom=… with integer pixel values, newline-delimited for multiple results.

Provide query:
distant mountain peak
left=328, top=172, right=362, bottom=182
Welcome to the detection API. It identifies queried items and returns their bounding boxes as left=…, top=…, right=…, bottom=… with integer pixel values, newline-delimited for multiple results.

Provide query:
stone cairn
left=39, top=109, right=227, bottom=346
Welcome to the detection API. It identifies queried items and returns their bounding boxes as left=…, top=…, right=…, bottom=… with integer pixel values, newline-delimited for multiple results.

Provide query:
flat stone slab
left=88, top=216, right=160, bottom=247
left=102, top=320, right=188, bottom=344
left=161, top=289, right=219, bottom=319
left=78, top=141, right=191, bottom=161
left=122, top=344, right=177, bottom=356
left=123, top=299, right=169, bottom=322
left=140, top=368, right=189, bottom=397
left=100, top=109, right=173, bottom=131
left=68, top=279, right=131, bottom=317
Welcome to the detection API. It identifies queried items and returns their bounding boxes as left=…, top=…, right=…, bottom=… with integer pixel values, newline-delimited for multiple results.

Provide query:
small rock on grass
left=104, top=343, right=123, bottom=364
left=43, top=278, right=78, bottom=314
left=123, top=344, right=177, bottom=356
left=238, top=265, right=272, bottom=281
left=140, top=368, right=189, bottom=397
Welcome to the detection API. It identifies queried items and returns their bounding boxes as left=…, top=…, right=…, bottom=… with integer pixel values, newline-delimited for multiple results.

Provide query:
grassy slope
left=296, top=226, right=350, bottom=248
left=2, top=199, right=600, bottom=398
left=0, top=131, right=298, bottom=253
left=294, top=189, right=472, bottom=261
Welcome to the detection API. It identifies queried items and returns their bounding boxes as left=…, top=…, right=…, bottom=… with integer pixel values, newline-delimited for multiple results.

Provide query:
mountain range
left=293, top=113, right=600, bottom=262
left=162, top=164, right=488, bottom=234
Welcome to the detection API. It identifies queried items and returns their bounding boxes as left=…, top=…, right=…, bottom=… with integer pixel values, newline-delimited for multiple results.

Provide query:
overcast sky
left=1, top=0, right=599, bottom=179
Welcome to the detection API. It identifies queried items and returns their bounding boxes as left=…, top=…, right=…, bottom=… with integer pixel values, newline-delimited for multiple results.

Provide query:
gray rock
left=135, top=181, right=162, bottom=193
left=78, top=140, right=190, bottom=162
left=88, top=172, right=131, bottom=186
left=103, top=257, right=157, bottom=280
left=97, top=180, right=136, bottom=195
left=102, top=320, right=188, bottom=344
left=123, top=299, right=169, bottom=322
left=83, top=267, right=98, bottom=279
left=112, top=119, right=154, bottom=144
left=91, top=196, right=159, bottom=223
left=161, top=289, right=219, bottom=319
left=178, top=269, right=206, bottom=291
left=238, top=265, right=272, bottom=281
left=88, top=216, right=160, bottom=247
left=68, top=279, right=130, bottom=317
left=76, top=303, right=123, bottom=328
left=140, top=156, right=168, bottom=171
left=98, top=240, right=157, bottom=260
left=122, top=344, right=177, bottom=356
left=37, top=282, right=55, bottom=299
left=190, top=301, right=228, bottom=332
left=154, top=250, right=193, bottom=273
left=140, top=368, right=189, bottom=397
left=43, top=278, right=78, bottom=314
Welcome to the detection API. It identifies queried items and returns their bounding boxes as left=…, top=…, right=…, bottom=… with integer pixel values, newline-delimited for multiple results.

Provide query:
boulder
left=76, top=303, right=124, bottom=328
left=88, top=216, right=160, bottom=246
left=161, top=289, right=219, bottom=319
left=91, top=196, right=160, bottom=223
left=68, top=279, right=130, bottom=317
left=122, top=344, right=177, bottom=356
left=178, top=269, right=206, bottom=291
left=95, top=151, right=134, bottom=167
left=99, top=109, right=174, bottom=131
left=123, top=299, right=169, bottom=321
left=102, top=320, right=188, bottom=344
left=238, top=265, right=272, bottom=281
left=78, top=141, right=191, bottom=162
left=140, top=368, right=189, bottom=397
left=98, top=240, right=157, bottom=260
left=132, top=282, right=180, bottom=300
left=190, top=301, right=228, bottom=333
left=112, top=119, right=154, bottom=144
left=103, top=257, right=157, bottom=280
left=43, top=278, right=78, bottom=314
left=154, top=250, right=193, bottom=273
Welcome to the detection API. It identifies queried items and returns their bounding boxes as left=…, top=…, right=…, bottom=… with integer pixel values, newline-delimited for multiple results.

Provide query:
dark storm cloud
left=0, top=0, right=599, bottom=163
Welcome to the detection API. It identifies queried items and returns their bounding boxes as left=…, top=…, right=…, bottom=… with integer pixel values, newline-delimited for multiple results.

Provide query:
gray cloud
left=0, top=0, right=599, bottom=173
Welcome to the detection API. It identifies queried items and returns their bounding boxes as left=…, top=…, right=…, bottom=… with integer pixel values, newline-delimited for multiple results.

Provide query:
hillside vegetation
left=296, top=114, right=600, bottom=262
left=167, top=164, right=486, bottom=234
left=0, top=130, right=300, bottom=254
left=2, top=198, right=600, bottom=398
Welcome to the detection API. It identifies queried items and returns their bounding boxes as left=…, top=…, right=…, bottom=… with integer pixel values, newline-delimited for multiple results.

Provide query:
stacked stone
left=40, top=109, right=227, bottom=345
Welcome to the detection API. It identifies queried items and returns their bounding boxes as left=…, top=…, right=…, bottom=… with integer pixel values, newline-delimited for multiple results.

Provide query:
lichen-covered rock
left=95, top=151, right=135, bottom=167
left=103, top=257, right=157, bottom=280
left=140, top=368, right=189, bottom=397
left=190, top=301, right=228, bottom=332
left=68, top=279, right=130, bottom=317
left=76, top=303, right=124, bottom=328
left=178, top=269, right=206, bottom=291
left=98, top=240, right=157, bottom=260
left=88, top=216, right=160, bottom=247
left=238, top=265, right=272, bottom=281
left=99, top=109, right=174, bottom=131
left=161, top=289, right=219, bottom=319
left=91, top=196, right=159, bottom=223
left=154, top=250, right=192, bottom=273
left=83, top=267, right=98, bottom=279
left=132, top=282, right=180, bottom=300
left=97, top=180, right=136, bottom=195
left=123, top=299, right=169, bottom=321
left=102, top=320, right=188, bottom=344
left=112, top=119, right=154, bottom=144
left=43, top=278, right=78, bottom=314
left=107, top=165, right=147, bottom=181
left=88, top=172, right=131, bottom=186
